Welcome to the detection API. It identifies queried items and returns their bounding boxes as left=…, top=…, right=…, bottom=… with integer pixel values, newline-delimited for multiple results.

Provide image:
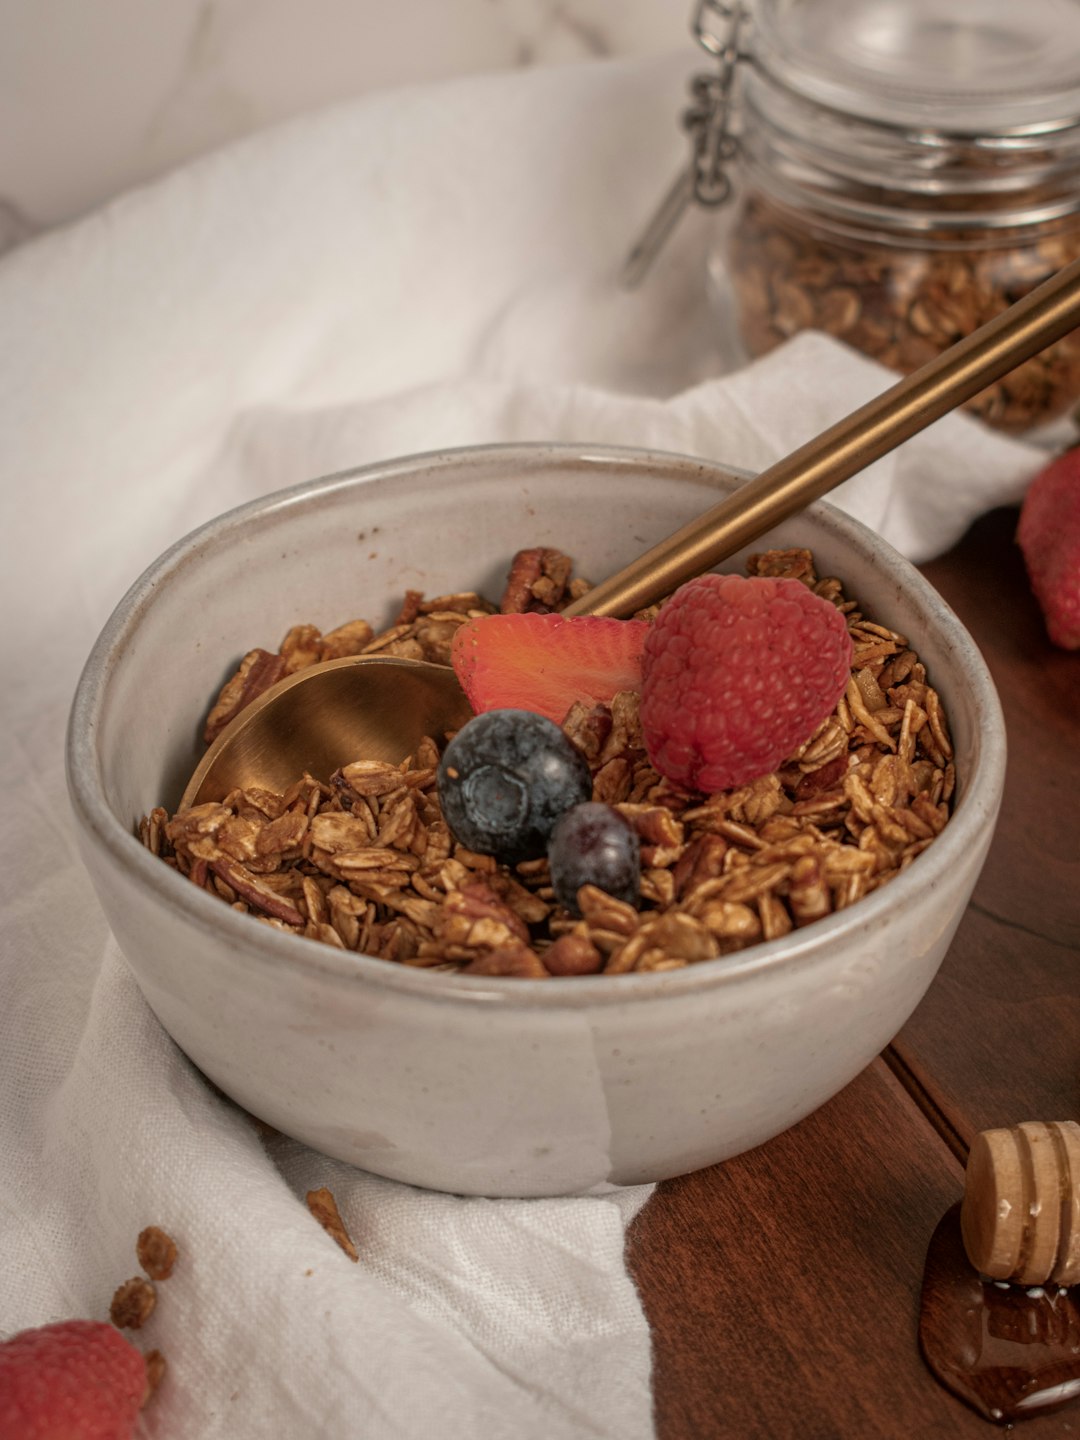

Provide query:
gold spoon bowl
left=181, top=657, right=471, bottom=808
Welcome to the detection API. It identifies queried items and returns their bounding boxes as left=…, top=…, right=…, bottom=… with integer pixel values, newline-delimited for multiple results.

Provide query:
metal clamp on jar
left=630, top=0, right=1080, bottom=434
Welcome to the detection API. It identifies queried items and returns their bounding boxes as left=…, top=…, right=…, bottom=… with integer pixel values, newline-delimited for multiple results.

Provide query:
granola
left=306, top=1186, right=359, bottom=1262
left=140, top=546, right=954, bottom=978
left=144, top=1350, right=167, bottom=1398
left=109, top=1277, right=157, bottom=1330
left=136, top=1226, right=178, bottom=1282
left=727, top=194, right=1080, bottom=433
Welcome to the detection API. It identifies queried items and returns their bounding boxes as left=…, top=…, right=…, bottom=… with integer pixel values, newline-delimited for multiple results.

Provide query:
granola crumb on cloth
left=137, top=1224, right=179, bottom=1281
left=143, top=1348, right=167, bottom=1398
left=306, top=1186, right=360, bottom=1262
left=110, top=1276, right=157, bottom=1330
left=141, top=547, right=954, bottom=977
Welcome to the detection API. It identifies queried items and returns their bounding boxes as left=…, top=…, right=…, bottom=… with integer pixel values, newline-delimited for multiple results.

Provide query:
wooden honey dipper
left=961, top=1121, right=1080, bottom=1286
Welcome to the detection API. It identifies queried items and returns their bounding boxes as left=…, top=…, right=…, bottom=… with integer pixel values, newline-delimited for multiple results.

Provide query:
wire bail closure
left=622, top=1, right=748, bottom=288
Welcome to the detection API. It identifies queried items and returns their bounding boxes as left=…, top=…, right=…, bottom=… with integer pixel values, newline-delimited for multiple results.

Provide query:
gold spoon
left=180, top=256, right=1080, bottom=809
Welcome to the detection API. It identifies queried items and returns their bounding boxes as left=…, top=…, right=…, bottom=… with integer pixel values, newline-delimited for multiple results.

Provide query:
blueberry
left=437, top=709, right=592, bottom=863
left=547, top=802, right=641, bottom=914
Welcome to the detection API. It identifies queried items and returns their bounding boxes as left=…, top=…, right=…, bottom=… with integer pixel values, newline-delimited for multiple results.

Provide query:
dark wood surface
left=626, top=507, right=1080, bottom=1438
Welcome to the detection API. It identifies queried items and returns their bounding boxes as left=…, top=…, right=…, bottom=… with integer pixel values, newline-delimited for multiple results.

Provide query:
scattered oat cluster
left=727, top=195, right=1080, bottom=433
left=0, top=1227, right=177, bottom=1439
left=140, top=546, right=954, bottom=979
left=108, top=1224, right=177, bottom=1398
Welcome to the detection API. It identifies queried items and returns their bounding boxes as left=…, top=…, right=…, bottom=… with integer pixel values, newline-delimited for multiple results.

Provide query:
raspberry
left=451, top=612, right=648, bottom=726
left=640, top=573, right=853, bottom=793
left=0, top=1319, right=146, bottom=1440
left=1017, top=445, right=1080, bottom=649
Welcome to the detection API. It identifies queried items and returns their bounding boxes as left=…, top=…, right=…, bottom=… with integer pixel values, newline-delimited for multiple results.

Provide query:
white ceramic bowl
left=67, top=444, right=1005, bottom=1197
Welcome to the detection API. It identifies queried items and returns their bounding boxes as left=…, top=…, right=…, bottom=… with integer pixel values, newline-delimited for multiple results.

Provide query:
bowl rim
left=66, top=440, right=1006, bottom=1012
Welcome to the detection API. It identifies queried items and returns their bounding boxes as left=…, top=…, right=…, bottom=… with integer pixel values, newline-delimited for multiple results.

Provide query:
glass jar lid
left=753, top=0, right=1080, bottom=134
left=737, top=0, right=1080, bottom=234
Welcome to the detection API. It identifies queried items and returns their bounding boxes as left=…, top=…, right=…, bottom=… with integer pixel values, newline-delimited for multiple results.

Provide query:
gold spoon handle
left=564, top=255, right=1080, bottom=619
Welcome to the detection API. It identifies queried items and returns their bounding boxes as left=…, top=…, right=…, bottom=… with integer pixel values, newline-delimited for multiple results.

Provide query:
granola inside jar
left=709, top=0, right=1080, bottom=434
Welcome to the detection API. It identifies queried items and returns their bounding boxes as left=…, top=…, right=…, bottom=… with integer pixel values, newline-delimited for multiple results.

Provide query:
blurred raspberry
left=1017, top=446, right=1080, bottom=649
left=0, top=1319, right=146, bottom=1440
left=640, top=573, right=853, bottom=793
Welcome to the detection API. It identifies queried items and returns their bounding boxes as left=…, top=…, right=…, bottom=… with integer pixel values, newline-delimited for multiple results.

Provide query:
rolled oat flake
left=631, top=0, right=1080, bottom=433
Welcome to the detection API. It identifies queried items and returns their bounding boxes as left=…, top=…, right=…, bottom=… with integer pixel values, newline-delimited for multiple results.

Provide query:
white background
left=0, top=0, right=688, bottom=247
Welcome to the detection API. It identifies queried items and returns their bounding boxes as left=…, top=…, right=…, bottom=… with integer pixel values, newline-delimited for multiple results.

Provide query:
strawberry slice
left=451, top=613, right=649, bottom=725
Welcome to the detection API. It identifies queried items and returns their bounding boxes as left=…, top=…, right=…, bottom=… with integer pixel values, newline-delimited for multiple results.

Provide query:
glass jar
left=707, top=0, right=1080, bottom=433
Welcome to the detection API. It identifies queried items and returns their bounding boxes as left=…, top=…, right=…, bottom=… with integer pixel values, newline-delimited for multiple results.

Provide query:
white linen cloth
left=0, top=50, right=1048, bottom=1440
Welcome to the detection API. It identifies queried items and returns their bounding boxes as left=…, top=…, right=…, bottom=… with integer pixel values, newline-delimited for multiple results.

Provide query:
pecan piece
left=209, top=858, right=305, bottom=926
left=562, top=702, right=613, bottom=762
left=499, top=547, right=574, bottom=614
left=672, top=833, right=728, bottom=898
left=394, top=589, right=424, bottom=626
left=439, top=881, right=531, bottom=949
left=279, top=623, right=322, bottom=673
left=203, top=648, right=288, bottom=745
